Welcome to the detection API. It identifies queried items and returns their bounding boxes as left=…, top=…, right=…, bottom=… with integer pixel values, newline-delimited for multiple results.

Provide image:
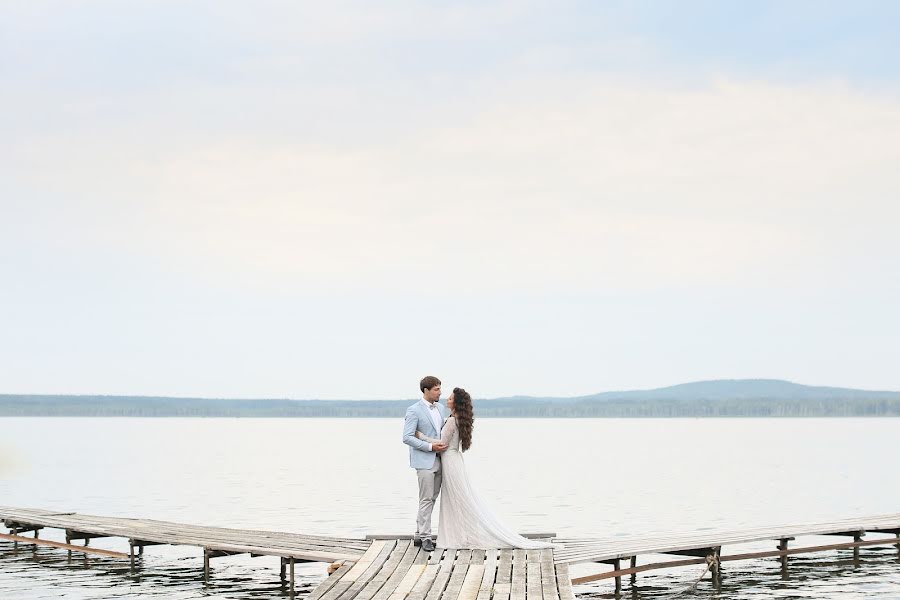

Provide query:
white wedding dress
left=423, top=416, right=557, bottom=550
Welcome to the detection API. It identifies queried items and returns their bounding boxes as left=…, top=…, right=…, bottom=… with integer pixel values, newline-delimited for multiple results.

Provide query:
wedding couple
left=402, top=375, right=556, bottom=552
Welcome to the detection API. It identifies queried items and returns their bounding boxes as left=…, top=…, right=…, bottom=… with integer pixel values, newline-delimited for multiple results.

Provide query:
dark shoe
left=421, top=538, right=435, bottom=552
left=413, top=537, right=422, bottom=547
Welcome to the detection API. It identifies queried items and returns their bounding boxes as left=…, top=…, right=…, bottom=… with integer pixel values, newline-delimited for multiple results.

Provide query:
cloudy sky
left=2, top=1, right=899, bottom=399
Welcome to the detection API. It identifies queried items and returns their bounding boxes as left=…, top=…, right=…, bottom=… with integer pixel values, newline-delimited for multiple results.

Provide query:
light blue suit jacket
left=403, top=400, right=448, bottom=470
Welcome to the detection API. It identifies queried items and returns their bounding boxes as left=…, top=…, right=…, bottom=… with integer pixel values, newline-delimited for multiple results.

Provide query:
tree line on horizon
left=0, top=395, right=897, bottom=418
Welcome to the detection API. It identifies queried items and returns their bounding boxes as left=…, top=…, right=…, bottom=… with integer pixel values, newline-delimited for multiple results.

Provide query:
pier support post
left=629, top=556, right=636, bottom=585
left=613, top=558, right=621, bottom=595
left=129, top=540, right=135, bottom=573
left=708, top=547, right=721, bottom=587
left=778, top=538, right=790, bottom=579
left=823, top=529, right=865, bottom=564
left=289, top=557, right=296, bottom=600
left=200, top=549, right=245, bottom=585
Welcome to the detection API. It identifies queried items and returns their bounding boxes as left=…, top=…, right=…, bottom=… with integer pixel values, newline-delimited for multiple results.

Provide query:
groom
left=402, top=375, right=449, bottom=552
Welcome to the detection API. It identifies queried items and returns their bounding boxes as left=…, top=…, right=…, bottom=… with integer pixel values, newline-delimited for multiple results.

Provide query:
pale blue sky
left=2, top=2, right=899, bottom=399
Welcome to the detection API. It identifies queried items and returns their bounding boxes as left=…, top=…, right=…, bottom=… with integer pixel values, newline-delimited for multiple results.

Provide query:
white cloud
left=8, top=76, right=896, bottom=294
left=4, top=2, right=900, bottom=397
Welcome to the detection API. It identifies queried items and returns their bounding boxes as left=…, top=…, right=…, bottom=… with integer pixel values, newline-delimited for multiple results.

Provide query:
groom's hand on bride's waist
left=433, top=443, right=448, bottom=452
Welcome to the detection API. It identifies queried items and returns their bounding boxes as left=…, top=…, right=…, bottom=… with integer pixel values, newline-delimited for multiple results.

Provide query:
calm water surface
left=0, top=417, right=898, bottom=599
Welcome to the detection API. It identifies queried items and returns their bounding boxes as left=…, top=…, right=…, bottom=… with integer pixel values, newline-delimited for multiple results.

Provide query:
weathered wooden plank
left=0, top=532, right=128, bottom=558
left=539, top=549, right=559, bottom=600
left=510, top=549, right=526, bottom=600
left=344, top=541, right=389, bottom=581
left=526, top=550, right=543, bottom=600
left=424, top=549, right=457, bottom=600
left=146, top=528, right=327, bottom=548
left=554, top=563, right=575, bottom=600
left=119, top=523, right=369, bottom=550
left=132, top=521, right=370, bottom=547
left=492, top=549, right=513, bottom=600
left=476, top=549, right=498, bottom=600
left=441, top=549, right=473, bottom=600
left=457, top=564, right=484, bottom=600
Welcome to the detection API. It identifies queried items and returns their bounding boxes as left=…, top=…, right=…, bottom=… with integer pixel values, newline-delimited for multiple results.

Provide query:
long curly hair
left=452, top=387, right=474, bottom=452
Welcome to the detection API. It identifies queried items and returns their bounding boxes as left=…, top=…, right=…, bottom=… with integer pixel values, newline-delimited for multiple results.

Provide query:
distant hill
left=571, top=379, right=900, bottom=402
left=1, top=379, right=898, bottom=418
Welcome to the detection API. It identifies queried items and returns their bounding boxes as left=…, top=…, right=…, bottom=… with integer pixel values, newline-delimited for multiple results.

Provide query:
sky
left=2, top=1, right=899, bottom=399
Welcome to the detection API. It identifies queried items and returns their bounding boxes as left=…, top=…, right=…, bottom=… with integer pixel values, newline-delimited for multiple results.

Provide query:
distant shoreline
left=1, top=414, right=898, bottom=419
left=2, top=399, right=899, bottom=418
left=4, top=380, right=899, bottom=418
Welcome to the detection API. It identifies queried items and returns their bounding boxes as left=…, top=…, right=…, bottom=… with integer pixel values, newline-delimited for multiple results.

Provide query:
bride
left=415, top=387, right=557, bottom=550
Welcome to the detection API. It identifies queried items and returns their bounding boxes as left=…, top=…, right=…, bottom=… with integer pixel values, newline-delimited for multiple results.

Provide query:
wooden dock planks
left=304, top=536, right=573, bottom=600
left=0, top=505, right=367, bottom=563
left=5, top=505, right=899, bottom=600
left=307, top=542, right=571, bottom=600
left=303, top=515, right=900, bottom=600
left=552, top=512, right=900, bottom=565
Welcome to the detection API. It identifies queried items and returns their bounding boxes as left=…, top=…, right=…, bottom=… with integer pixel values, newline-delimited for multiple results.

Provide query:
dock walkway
left=309, top=542, right=574, bottom=600
left=0, top=506, right=367, bottom=563
left=554, top=512, right=900, bottom=565
left=3, top=506, right=900, bottom=598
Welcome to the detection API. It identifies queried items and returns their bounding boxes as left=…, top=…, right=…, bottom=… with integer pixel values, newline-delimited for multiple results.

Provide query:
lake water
left=0, top=417, right=898, bottom=599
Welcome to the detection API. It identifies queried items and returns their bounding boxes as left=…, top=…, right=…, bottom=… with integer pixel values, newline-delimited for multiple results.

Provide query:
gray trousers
left=416, top=455, right=442, bottom=538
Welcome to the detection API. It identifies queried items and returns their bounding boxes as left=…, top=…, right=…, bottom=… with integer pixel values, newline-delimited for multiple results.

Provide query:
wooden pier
left=0, top=505, right=368, bottom=597
left=2, top=505, right=899, bottom=598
